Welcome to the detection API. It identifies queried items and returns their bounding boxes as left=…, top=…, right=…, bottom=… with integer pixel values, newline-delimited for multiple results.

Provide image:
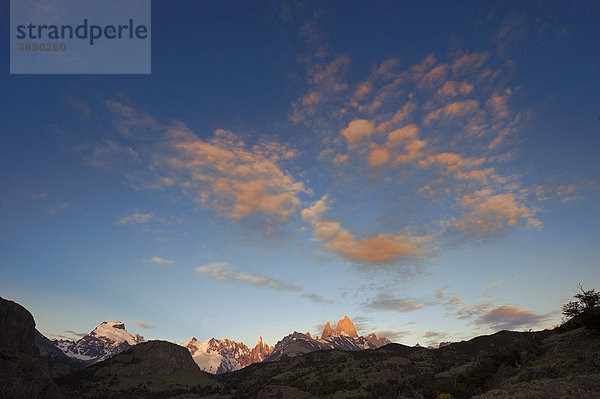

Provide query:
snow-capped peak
left=51, top=320, right=144, bottom=363
left=89, top=321, right=143, bottom=345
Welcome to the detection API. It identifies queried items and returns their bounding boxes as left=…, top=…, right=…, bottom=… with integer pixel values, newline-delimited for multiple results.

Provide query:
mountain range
left=46, top=314, right=390, bottom=374
left=182, top=336, right=273, bottom=374
left=265, top=316, right=391, bottom=361
left=2, top=295, right=600, bottom=398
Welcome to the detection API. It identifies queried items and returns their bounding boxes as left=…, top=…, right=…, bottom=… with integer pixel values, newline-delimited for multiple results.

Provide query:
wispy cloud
left=26, top=192, right=48, bottom=200
left=115, top=212, right=154, bottom=225
left=363, top=288, right=466, bottom=314
left=194, top=262, right=302, bottom=292
left=194, top=262, right=333, bottom=305
left=142, top=257, right=174, bottom=266
left=423, top=330, right=444, bottom=338
left=454, top=300, right=496, bottom=320
left=49, top=202, right=69, bottom=215
left=126, top=320, right=153, bottom=329
left=375, top=329, right=409, bottom=341
left=301, top=292, right=334, bottom=304
left=484, top=280, right=506, bottom=295
left=363, top=293, right=427, bottom=312
left=65, top=330, right=87, bottom=338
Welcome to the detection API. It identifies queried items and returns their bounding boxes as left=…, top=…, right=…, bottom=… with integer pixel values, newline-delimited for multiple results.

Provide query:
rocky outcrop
left=0, top=297, right=64, bottom=398
left=0, top=297, right=40, bottom=357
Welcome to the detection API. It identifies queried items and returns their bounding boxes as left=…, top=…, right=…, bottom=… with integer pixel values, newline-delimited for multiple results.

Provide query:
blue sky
left=1, top=0, right=599, bottom=348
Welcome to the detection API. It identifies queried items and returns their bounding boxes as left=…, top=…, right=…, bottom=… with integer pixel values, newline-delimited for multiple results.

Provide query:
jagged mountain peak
left=321, top=321, right=335, bottom=339
left=321, top=316, right=359, bottom=339
left=335, top=315, right=358, bottom=337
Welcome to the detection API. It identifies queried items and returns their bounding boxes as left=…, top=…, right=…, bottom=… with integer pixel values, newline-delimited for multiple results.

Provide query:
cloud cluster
left=92, top=102, right=311, bottom=229
left=293, top=48, right=539, bottom=246
left=162, top=126, right=310, bottom=224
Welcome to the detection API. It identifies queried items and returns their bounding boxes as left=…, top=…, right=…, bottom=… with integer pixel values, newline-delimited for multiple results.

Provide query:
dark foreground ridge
left=2, top=296, right=600, bottom=398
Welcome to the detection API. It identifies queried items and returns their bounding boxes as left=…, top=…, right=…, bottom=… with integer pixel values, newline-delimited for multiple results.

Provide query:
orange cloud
left=436, top=80, right=474, bottom=99
left=368, top=146, right=390, bottom=165
left=424, top=99, right=480, bottom=124
left=313, top=221, right=342, bottom=240
left=301, top=196, right=330, bottom=224
left=301, top=196, right=429, bottom=264
left=341, top=119, right=375, bottom=143
left=291, top=54, right=350, bottom=122
left=383, top=124, right=427, bottom=163
left=376, top=102, right=416, bottom=132
left=450, top=52, right=490, bottom=76
left=419, top=64, right=449, bottom=88
left=418, top=152, right=491, bottom=183
left=457, top=191, right=540, bottom=237
left=325, top=229, right=427, bottom=264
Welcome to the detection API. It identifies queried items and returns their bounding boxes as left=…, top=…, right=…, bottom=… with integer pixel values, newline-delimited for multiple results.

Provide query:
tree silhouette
left=562, top=283, right=600, bottom=319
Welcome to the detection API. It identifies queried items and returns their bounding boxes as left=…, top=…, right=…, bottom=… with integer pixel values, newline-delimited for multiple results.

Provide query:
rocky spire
left=321, top=322, right=335, bottom=339
left=249, top=335, right=273, bottom=363
left=334, top=316, right=358, bottom=337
